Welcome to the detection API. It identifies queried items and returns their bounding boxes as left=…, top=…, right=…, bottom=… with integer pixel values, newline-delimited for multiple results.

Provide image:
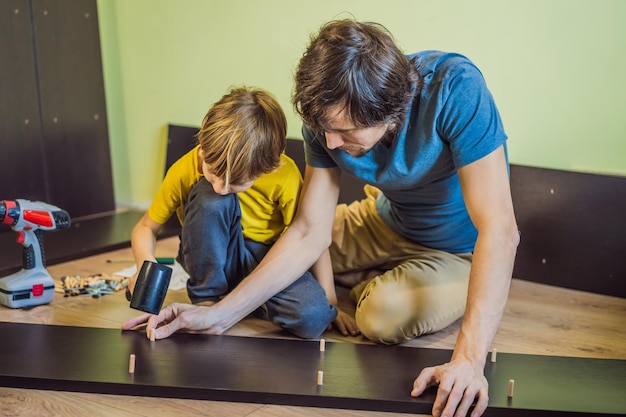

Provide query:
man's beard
left=340, top=126, right=396, bottom=158
left=339, top=145, right=371, bottom=158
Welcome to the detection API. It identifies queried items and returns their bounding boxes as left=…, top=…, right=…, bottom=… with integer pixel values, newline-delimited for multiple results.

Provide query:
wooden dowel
left=507, top=379, right=515, bottom=397
left=128, top=354, right=136, bottom=373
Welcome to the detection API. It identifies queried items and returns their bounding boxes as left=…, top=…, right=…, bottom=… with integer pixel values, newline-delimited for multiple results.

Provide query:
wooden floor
left=1, top=236, right=625, bottom=417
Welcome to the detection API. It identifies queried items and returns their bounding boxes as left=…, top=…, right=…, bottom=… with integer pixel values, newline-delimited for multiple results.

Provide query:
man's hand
left=411, top=359, right=489, bottom=417
left=122, top=302, right=224, bottom=339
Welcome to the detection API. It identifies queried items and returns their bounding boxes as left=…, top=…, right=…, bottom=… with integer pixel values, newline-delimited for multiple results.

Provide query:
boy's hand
left=333, top=309, right=360, bottom=337
left=128, top=271, right=139, bottom=294
left=125, top=271, right=140, bottom=301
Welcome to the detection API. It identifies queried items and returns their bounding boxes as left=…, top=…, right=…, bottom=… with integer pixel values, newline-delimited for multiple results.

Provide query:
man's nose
left=325, top=132, right=344, bottom=150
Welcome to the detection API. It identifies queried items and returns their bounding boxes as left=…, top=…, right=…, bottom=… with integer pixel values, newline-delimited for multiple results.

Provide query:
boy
left=127, top=87, right=353, bottom=338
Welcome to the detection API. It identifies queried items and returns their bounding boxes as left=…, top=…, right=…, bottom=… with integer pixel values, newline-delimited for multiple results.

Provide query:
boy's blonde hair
left=197, top=87, right=287, bottom=188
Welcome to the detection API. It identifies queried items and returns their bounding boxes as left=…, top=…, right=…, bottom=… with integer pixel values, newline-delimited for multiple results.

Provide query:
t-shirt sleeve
left=437, top=61, right=508, bottom=169
left=147, top=146, right=200, bottom=225
left=147, top=171, right=183, bottom=225
left=302, top=125, right=338, bottom=169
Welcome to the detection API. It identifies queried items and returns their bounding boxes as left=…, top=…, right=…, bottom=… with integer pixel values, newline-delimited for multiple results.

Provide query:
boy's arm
left=310, top=249, right=360, bottom=337
left=129, top=213, right=163, bottom=292
left=127, top=145, right=197, bottom=293
left=309, top=249, right=337, bottom=305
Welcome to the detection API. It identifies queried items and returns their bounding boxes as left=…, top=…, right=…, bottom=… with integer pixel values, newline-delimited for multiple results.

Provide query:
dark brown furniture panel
left=0, top=0, right=122, bottom=275
left=0, top=0, right=48, bottom=200
left=0, top=0, right=114, bottom=219
left=511, top=165, right=626, bottom=298
left=30, top=0, right=114, bottom=218
left=0, top=323, right=624, bottom=416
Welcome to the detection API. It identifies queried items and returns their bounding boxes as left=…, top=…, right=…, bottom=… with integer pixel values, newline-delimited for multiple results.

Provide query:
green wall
left=97, top=0, right=626, bottom=208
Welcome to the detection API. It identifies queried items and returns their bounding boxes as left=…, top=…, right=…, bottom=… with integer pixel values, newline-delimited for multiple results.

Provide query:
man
left=124, top=20, right=519, bottom=417
left=291, top=20, right=518, bottom=417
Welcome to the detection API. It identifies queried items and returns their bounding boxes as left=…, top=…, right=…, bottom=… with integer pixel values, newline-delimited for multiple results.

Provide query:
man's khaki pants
left=331, top=185, right=473, bottom=344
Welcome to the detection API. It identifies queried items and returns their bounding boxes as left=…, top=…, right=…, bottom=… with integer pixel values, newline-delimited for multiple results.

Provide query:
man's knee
left=355, top=294, right=410, bottom=344
left=354, top=278, right=465, bottom=344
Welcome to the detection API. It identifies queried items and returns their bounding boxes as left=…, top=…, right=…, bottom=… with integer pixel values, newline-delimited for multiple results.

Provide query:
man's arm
left=128, top=165, right=342, bottom=337
left=412, top=145, right=519, bottom=417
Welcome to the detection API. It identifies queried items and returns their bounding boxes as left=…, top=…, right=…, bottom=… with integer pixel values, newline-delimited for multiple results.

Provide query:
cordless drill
left=0, top=199, right=71, bottom=308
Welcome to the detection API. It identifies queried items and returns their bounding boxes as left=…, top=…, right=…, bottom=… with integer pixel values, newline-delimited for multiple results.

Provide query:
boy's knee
left=192, top=187, right=235, bottom=213
left=266, top=273, right=337, bottom=339
left=183, top=182, right=239, bottom=232
left=294, top=302, right=338, bottom=339
left=270, top=300, right=337, bottom=340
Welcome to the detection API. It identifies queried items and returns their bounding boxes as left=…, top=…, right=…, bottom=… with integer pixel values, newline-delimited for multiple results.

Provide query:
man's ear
left=380, top=123, right=397, bottom=147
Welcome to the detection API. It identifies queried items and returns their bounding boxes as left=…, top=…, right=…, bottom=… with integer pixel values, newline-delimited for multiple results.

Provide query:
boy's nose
left=212, top=183, right=230, bottom=195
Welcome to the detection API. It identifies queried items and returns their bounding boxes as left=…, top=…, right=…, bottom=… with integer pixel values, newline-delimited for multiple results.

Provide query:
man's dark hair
left=293, top=19, right=419, bottom=132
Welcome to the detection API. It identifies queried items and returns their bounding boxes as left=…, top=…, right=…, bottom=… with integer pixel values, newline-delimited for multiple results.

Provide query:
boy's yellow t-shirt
left=147, top=145, right=302, bottom=245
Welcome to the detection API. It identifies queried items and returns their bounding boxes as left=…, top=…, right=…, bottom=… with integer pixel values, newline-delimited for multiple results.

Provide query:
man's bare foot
left=334, top=269, right=385, bottom=288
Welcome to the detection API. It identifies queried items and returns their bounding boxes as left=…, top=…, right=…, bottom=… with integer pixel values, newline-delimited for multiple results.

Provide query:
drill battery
left=0, top=268, right=55, bottom=308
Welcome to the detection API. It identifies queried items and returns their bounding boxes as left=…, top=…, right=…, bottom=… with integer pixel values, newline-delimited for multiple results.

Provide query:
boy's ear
left=197, top=148, right=205, bottom=174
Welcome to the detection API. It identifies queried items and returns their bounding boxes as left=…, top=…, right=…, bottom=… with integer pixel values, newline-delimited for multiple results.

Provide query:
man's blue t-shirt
left=302, top=51, right=508, bottom=254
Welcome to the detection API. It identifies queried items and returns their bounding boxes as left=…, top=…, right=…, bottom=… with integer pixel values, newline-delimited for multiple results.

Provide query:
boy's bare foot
left=334, top=269, right=385, bottom=288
